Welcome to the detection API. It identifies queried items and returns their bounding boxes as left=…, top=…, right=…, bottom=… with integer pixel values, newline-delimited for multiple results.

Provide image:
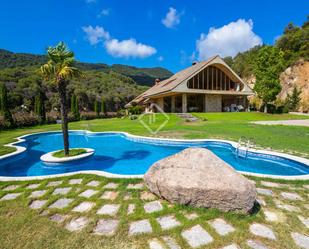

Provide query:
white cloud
left=98, top=8, right=110, bottom=18
left=157, top=56, right=164, bottom=61
left=82, top=25, right=110, bottom=45
left=105, top=38, right=157, bottom=58
left=196, top=19, right=262, bottom=60
left=162, top=7, right=181, bottom=28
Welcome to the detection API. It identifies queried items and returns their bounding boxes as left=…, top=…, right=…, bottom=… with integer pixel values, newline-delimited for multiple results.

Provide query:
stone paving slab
left=101, top=191, right=119, bottom=200
left=298, top=215, right=309, bottom=229
left=249, top=223, right=276, bottom=240
left=149, top=239, right=164, bottom=249
left=49, top=198, right=73, bottom=209
left=208, top=218, right=235, bottom=236
left=68, top=179, right=83, bottom=185
left=291, top=232, right=309, bottom=249
left=72, top=201, right=95, bottom=212
left=52, top=187, right=72, bottom=195
left=3, top=185, right=19, bottom=191
left=65, top=217, right=89, bottom=232
left=129, top=219, right=152, bottom=235
left=79, top=189, right=98, bottom=198
left=181, top=225, right=213, bottom=248
left=103, top=182, right=119, bottom=189
left=29, top=190, right=47, bottom=198
left=127, top=204, right=135, bottom=215
left=47, top=180, right=63, bottom=187
left=246, top=240, right=269, bottom=249
left=144, top=201, right=163, bottom=213
left=275, top=202, right=301, bottom=212
left=97, top=204, right=120, bottom=216
left=29, top=200, right=47, bottom=209
left=162, top=236, right=181, bottom=249
left=1, top=193, right=22, bottom=201
left=141, top=191, right=156, bottom=201
left=256, top=188, right=273, bottom=196
left=156, top=215, right=180, bottom=230
left=280, top=192, right=303, bottom=201
left=127, top=183, right=144, bottom=189
left=124, top=193, right=132, bottom=200
left=263, top=210, right=279, bottom=222
left=87, top=180, right=100, bottom=187
left=93, top=219, right=119, bottom=236
left=50, top=213, right=68, bottom=223
left=260, top=181, right=286, bottom=188
left=26, top=183, right=41, bottom=189
left=184, top=213, right=199, bottom=220
left=220, top=244, right=241, bottom=249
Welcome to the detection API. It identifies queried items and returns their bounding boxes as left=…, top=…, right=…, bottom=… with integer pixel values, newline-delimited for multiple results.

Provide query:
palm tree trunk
left=58, top=81, right=69, bottom=156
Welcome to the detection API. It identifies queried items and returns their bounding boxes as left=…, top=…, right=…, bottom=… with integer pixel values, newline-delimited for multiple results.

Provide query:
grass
left=52, top=148, right=88, bottom=158
left=1, top=112, right=309, bottom=157
left=0, top=112, right=309, bottom=248
left=0, top=174, right=308, bottom=249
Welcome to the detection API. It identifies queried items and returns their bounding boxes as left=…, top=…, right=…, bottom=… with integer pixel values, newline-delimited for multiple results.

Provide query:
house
left=126, top=55, right=254, bottom=113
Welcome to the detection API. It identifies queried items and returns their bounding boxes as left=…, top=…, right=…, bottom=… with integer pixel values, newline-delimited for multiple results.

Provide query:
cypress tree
left=286, top=86, right=301, bottom=111
left=71, top=95, right=80, bottom=120
left=0, top=83, right=14, bottom=127
left=34, top=92, right=46, bottom=123
left=101, top=98, right=106, bottom=114
left=94, top=99, right=100, bottom=117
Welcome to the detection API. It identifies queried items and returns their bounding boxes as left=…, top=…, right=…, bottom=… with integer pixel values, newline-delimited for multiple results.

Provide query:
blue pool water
left=0, top=132, right=308, bottom=177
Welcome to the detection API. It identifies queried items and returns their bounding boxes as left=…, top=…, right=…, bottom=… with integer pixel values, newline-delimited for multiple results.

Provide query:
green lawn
left=0, top=113, right=309, bottom=249
left=1, top=112, right=309, bottom=157
left=0, top=175, right=308, bottom=249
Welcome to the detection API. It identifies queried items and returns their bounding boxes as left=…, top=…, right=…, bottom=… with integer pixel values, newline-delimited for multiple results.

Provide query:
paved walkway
left=253, top=119, right=309, bottom=127
left=1, top=177, right=308, bottom=248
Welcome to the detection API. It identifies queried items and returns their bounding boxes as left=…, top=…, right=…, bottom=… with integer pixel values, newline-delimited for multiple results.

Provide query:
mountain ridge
left=0, top=48, right=173, bottom=86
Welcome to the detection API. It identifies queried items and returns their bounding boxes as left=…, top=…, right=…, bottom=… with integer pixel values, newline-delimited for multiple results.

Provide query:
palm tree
left=41, top=42, right=82, bottom=156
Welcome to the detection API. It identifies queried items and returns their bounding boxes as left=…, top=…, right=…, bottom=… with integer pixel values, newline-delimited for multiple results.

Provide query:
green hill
left=0, top=49, right=172, bottom=86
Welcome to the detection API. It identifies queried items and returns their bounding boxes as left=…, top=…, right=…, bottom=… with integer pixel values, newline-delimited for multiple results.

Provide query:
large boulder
left=144, top=148, right=256, bottom=213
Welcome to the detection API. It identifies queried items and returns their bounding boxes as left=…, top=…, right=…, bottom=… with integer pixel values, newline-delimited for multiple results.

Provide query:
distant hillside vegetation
left=0, top=49, right=173, bottom=86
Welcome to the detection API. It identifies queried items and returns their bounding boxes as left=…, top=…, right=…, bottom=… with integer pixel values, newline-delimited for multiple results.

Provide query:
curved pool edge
left=1, top=130, right=309, bottom=181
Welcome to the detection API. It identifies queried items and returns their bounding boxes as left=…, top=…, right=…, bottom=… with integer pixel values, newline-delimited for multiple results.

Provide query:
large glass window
left=187, top=66, right=240, bottom=91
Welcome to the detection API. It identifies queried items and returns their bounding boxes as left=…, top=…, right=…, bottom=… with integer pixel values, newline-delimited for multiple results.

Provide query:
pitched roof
left=128, top=55, right=253, bottom=106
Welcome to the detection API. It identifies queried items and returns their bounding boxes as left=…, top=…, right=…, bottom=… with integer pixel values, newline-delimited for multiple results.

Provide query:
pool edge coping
left=0, top=130, right=308, bottom=181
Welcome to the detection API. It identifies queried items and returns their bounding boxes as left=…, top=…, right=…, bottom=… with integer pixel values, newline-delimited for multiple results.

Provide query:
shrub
left=129, top=115, right=138, bottom=120
left=259, top=104, right=276, bottom=114
left=128, top=105, right=142, bottom=115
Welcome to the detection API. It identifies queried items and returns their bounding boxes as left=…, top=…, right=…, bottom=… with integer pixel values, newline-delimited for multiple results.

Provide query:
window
left=187, top=66, right=240, bottom=91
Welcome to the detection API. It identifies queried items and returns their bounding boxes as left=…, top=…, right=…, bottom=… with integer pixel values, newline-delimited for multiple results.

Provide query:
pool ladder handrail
left=236, top=137, right=251, bottom=159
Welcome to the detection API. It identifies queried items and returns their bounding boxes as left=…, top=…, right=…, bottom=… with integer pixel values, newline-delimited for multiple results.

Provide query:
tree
left=94, top=99, right=100, bottom=117
left=40, top=42, right=82, bottom=156
left=34, top=92, right=46, bottom=123
left=253, top=46, right=284, bottom=113
left=0, top=83, right=14, bottom=127
left=70, top=95, right=80, bottom=120
left=286, top=86, right=301, bottom=111
left=101, top=97, right=106, bottom=114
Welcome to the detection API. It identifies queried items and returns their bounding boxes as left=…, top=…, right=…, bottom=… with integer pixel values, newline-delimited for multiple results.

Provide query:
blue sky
left=0, top=0, right=308, bottom=72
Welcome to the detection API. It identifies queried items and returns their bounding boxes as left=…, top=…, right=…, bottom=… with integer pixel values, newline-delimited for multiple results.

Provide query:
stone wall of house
left=154, top=98, right=164, bottom=111
left=205, top=95, right=222, bottom=112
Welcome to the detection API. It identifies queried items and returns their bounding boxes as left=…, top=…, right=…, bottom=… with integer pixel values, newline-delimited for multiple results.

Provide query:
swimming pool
left=0, top=131, right=308, bottom=179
